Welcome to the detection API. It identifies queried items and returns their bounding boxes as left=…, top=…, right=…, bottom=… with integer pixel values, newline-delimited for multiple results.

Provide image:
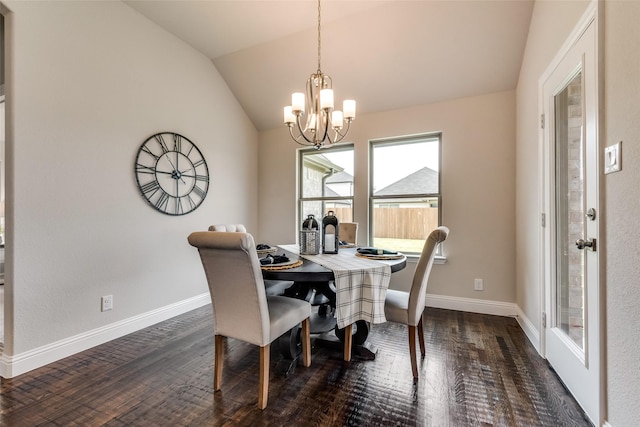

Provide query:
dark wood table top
left=261, top=246, right=407, bottom=282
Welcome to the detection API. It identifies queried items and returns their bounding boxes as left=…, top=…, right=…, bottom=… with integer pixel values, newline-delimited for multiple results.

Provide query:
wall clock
left=135, top=132, right=209, bottom=216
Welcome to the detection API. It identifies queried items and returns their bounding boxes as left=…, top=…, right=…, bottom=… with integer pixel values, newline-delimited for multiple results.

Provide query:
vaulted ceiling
left=125, top=0, right=535, bottom=132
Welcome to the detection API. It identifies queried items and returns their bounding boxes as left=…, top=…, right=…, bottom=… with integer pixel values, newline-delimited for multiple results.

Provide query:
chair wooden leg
left=301, top=318, right=311, bottom=367
left=408, top=325, right=418, bottom=379
left=418, top=316, right=426, bottom=357
left=214, top=335, right=224, bottom=391
left=258, top=344, right=270, bottom=410
left=343, top=324, right=353, bottom=362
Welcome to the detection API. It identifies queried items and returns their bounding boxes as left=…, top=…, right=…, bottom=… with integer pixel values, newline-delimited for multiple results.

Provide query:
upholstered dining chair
left=384, top=226, right=449, bottom=380
left=208, top=223, right=291, bottom=297
left=339, top=222, right=358, bottom=245
left=188, top=231, right=312, bottom=409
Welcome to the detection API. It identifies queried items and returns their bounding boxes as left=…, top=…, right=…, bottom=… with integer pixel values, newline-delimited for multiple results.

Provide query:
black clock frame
left=135, top=132, right=209, bottom=216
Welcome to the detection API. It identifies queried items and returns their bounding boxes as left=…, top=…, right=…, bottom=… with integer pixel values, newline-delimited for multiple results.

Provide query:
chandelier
left=283, top=0, right=356, bottom=150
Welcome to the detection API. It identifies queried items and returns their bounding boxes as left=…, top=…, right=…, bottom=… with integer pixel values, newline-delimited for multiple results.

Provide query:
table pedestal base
left=314, top=332, right=379, bottom=361
left=278, top=281, right=379, bottom=362
left=274, top=355, right=300, bottom=377
left=277, top=318, right=379, bottom=362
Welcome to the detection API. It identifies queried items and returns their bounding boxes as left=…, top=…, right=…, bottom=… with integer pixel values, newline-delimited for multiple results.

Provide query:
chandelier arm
left=330, top=130, right=344, bottom=145
left=319, top=111, right=330, bottom=144
left=289, top=115, right=323, bottom=149
left=288, top=125, right=315, bottom=147
left=294, top=114, right=316, bottom=145
left=329, top=119, right=352, bottom=144
left=330, top=131, right=344, bottom=145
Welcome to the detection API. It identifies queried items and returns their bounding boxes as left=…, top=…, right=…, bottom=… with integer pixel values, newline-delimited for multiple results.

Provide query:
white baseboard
left=426, top=293, right=518, bottom=317
left=515, top=305, right=541, bottom=355
left=0, top=293, right=211, bottom=378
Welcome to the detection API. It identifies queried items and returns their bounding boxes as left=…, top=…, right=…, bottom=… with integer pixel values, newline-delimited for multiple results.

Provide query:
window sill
left=404, top=254, right=447, bottom=264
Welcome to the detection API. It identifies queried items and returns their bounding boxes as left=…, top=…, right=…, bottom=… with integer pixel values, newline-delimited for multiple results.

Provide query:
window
left=370, top=134, right=441, bottom=254
left=299, top=145, right=354, bottom=228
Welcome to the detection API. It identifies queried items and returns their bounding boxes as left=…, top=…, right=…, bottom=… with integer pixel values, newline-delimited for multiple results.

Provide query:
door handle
left=576, top=238, right=596, bottom=252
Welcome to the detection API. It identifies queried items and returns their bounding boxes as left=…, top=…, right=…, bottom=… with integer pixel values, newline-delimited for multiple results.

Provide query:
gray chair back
left=187, top=231, right=270, bottom=347
left=408, top=226, right=449, bottom=326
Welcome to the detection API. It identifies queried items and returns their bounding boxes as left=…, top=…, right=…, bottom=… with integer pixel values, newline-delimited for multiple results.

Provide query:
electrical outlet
left=474, top=278, right=484, bottom=291
left=101, top=295, right=113, bottom=312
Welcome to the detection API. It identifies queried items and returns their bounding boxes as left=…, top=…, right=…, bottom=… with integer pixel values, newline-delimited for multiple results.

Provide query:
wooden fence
left=330, top=207, right=439, bottom=240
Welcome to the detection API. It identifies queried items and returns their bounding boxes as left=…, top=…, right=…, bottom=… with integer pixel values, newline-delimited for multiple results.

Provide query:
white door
left=541, top=13, right=601, bottom=425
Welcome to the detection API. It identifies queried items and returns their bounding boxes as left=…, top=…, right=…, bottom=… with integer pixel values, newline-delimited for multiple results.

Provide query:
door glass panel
left=554, top=71, right=585, bottom=350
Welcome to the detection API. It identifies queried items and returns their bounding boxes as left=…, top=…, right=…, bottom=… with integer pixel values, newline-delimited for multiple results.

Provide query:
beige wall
left=3, top=1, right=258, bottom=358
left=259, top=90, right=516, bottom=302
left=604, top=1, right=640, bottom=424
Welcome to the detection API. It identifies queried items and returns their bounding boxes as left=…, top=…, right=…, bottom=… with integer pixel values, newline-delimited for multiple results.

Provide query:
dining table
left=261, top=244, right=407, bottom=363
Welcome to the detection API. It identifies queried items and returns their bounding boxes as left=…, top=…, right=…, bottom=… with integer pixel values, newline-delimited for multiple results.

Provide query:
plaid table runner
left=279, top=245, right=391, bottom=329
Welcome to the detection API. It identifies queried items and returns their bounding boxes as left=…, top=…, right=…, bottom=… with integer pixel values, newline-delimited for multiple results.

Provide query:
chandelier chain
left=317, top=0, right=321, bottom=73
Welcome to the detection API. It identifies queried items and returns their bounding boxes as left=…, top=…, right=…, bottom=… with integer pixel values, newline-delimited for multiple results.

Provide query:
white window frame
left=297, top=144, right=355, bottom=230
left=369, top=133, right=442, bottom=257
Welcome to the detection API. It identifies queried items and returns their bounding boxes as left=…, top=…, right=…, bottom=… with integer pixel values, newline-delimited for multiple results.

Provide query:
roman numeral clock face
left=135, top=132, right=209, bottom=215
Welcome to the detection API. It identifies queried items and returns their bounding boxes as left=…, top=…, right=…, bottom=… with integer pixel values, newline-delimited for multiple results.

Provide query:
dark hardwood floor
left=0, top=305, right=591, bottom=426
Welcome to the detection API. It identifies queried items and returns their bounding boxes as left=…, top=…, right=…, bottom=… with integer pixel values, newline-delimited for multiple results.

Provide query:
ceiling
left=125, top=0, right=535, bottom=132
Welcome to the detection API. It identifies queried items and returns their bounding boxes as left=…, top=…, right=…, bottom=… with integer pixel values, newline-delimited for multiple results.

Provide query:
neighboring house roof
left=304, top=154, right=344, bottom=175
left=323, top=186, right=340, bottom=197
left=374, top=167, right=438, bottom=196
left=324, top=171, right=353, bottom=197
left=326, top=170, right=354, bottom=184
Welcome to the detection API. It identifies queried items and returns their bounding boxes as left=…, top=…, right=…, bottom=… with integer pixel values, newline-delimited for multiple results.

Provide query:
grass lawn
left=371, top=237, right=423, bottom=254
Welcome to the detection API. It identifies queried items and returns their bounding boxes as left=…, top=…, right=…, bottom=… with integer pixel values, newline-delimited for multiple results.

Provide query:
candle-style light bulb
left=343, top=100, right=356, bottom=119
left=331, top=110, right=343, bottom=129
left=320, top=89, right=334, bottom=110
left=292, top=92, right=305, bottom=113
left=284, top=106, right=295, bottom=124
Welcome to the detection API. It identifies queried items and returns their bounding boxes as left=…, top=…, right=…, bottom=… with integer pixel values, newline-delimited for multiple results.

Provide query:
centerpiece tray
left=260, top=259, right=303, bottom=270
left=355, top=252, right=404, bottom=260
left=256, top=247, right=278, bottom=256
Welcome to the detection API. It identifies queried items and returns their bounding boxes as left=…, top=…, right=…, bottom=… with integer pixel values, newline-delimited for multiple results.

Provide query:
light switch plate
left=605, top=141, right=621, bottom=174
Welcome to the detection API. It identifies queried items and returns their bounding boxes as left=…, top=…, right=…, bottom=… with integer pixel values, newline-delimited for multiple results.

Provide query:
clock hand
left=164, top=154, right=186, bottom=184
left=179, top=165, right=202, bottom=178
left=164, top=154, right=178, bottom=170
